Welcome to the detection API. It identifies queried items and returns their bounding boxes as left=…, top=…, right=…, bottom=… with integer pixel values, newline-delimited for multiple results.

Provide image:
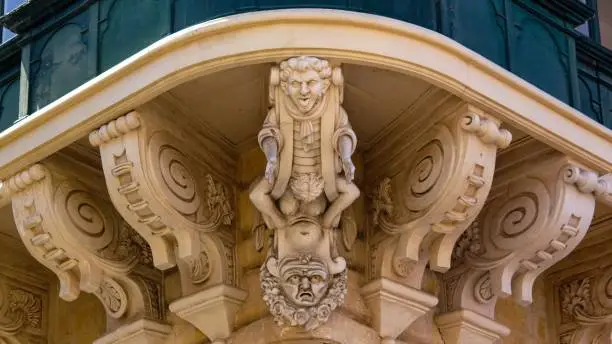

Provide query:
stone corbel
left=371, top=104, right=511, bottom=273
left=438, top=154, right=599, bottom=344
left=4, top=159, right=168, bottom=343
left=90, top=105, right=245, bottom=343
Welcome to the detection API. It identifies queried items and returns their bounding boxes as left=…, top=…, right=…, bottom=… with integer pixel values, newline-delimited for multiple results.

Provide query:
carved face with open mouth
left=285, top=69, right=329, bottom=113
left=279, top=256, right=330, bottom=307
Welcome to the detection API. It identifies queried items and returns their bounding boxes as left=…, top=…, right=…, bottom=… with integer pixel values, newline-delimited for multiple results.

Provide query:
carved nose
left=300, top=83, right=309, bottom=95
left=300, top=277, right=310, bottom=288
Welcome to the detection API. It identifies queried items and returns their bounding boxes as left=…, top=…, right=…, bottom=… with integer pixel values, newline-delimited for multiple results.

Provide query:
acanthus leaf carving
left=558, top=266, right=612, bottom=343
left=445, top=154, right=598, bottom=325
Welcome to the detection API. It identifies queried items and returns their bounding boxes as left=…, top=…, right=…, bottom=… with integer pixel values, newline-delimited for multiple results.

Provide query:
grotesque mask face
left=285, top=69, right=328, bottom=113
left=279, top=257, right=330, bottom=307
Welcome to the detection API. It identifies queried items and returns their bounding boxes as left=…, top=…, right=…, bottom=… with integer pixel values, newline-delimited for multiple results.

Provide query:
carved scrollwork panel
left=371, top=104, right=511, bottom=273
left=458, top=155, right=598, bottom=308
left=5, top=161, right=163, bottom=323
left=91, top=106, right=237, bottom=294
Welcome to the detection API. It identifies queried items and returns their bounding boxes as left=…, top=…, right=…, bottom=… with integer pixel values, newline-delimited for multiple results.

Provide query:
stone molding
left=93, top=319, right=172, bottom=344
left=361, top=278, right=438, bottom=343
left=3, top=158, right=165, bottom=334
left=436, top=309, right=509, bottom=344
left=168, top=284, right=247, bottom=343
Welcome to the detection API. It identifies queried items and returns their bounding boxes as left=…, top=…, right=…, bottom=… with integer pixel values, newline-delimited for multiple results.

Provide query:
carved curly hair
left=279, top=56, right=332, bottom=82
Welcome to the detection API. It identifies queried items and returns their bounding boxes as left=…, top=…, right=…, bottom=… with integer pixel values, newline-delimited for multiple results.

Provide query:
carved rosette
left=5, top=160, right=163, bottom=323
left=371, top=104, right=511, bottom=273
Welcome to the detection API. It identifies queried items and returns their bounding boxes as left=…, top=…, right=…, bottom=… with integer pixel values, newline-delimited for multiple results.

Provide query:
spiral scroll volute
left=93, top=104, right=236, bottom=293
left=373, top=105, right=507, bottom=273
left=8, top=163, right=130, bottom=311
left=465, top=156, right=597, bottom=305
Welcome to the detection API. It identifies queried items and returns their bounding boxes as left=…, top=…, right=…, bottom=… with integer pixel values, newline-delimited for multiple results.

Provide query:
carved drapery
left=4, top=158, right=163, bottom=327
left=90, top=103, right=244, bottom=343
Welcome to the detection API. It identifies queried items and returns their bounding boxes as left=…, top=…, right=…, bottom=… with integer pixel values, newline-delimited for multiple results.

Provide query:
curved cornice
left=0, top=9, right=610, bottom=180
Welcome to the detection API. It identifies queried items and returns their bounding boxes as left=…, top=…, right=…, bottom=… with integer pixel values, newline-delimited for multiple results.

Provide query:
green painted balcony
left=0, top=0, right=611, bottom=134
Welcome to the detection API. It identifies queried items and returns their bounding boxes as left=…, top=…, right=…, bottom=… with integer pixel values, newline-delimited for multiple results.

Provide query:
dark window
left=1, top=0, right=25, bottom=43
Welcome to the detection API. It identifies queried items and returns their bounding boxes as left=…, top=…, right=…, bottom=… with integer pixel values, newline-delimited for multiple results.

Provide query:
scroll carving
left=90, top=107, right=236, bottom=291
left=444, top=155, right=598, bottom=320
left=370, top=105, right=511, bottom=273
left=250, top=57, right=359, bottom=330
left=5, top=161, right=163, bottom=323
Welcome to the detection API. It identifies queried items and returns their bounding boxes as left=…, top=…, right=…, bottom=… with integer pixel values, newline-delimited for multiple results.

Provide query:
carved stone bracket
left=4, top=159, right=165, bottom=335
left=441, top=154, right=599, bottom=342
left=90, top=104, right=243, bottom=340
left=370, top=104, right=510, bottom=273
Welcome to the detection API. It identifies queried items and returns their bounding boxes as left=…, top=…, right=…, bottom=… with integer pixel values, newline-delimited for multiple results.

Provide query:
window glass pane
left=576, top=22, right=591, bottom=37
left=1, top=27, right=16, bottom=43
left=4, top=0, right=26, bottom=13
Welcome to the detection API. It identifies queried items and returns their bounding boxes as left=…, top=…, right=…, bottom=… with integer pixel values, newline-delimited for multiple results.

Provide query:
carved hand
left=265, top=158, right=279, bottom=184
left=342, top=157, right=355, bottom=183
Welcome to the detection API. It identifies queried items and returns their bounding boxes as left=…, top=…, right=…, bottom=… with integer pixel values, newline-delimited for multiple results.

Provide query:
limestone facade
left=0, top=12, right=611, bottom=344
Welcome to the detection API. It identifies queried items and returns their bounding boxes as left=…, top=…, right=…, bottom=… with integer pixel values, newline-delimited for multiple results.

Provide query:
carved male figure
left=250, top=56, right=359, bottom=232
left=250, top=56, right=359, bottom=329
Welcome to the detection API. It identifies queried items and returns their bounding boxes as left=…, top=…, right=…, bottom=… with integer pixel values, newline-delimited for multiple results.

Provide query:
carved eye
left=291, top=81, right=300, bottom=88
left=288, top=275, right=301, bottom=284
left=308, top=80, right=318, bottom=87
left=310, top=275, right=323, bottom=283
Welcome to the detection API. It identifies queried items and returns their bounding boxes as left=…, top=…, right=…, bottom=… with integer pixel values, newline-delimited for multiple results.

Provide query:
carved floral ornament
left=559, top=266, right=612, bottom=344
left=0, top=278, right=44, bottom=343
